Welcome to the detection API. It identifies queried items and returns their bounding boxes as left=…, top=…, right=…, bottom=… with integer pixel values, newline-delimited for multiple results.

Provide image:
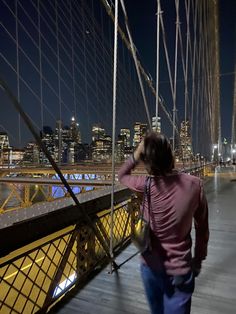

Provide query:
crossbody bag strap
left=140, top=176, right=151, bottom=222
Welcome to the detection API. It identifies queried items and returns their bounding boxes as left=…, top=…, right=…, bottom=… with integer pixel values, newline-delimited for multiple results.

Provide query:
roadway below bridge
left=51, top=166, right=236, bottom=314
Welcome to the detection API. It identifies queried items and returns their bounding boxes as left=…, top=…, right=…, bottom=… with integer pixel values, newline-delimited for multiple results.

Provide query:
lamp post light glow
left=232, top=149, right=236, bottom=165
left=212, top=144, right=218, bottom=162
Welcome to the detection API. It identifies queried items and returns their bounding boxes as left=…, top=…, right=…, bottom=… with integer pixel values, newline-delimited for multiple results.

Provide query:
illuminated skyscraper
left=40, top=126, right=54, bottom=163
left=92, top=125, right=105, bottom=142
left=179, top=120, right=193, bottom=160
left=23, top=142, right=40, bottom=164
left=0, top=132, right=11, bottom=165
left=70, top=117, right=82, bottom=144
left=133, top=122, right=147, bottom=147
left=152, top=116, right=161, bottom=133
left=116, top=128, right=132, bottom=161
left=0, top=132, right=10, bottom=149
left=91, top=125, right=111, bottom=161
left=120, top=128, right=131, bottom=148
left=115, top=139, right=124, bottom=162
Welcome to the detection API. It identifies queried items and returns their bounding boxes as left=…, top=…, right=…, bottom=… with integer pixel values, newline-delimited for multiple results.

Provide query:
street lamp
left=212, top=144, right=218, bottom=162
left=232, top=149, right=236, bottom=165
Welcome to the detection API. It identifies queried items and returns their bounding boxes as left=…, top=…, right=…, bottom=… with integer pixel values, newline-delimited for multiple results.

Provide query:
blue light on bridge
left=51, top=173, right=95, bottom=198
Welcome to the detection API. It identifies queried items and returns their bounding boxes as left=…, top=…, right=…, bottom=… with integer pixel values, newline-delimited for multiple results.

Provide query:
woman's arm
left=193, top=181, right=209, bottom=273
left=118, top=141, right=146, bottom=193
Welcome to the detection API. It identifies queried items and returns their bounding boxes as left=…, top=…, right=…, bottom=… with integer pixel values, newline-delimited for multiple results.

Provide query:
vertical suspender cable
left=120, top=0, right=152, bottom=130
left=173, top=0, right=180, bottom=152
left=16, top=0, right=21, bottom=147
left=159, top=4, right=179, bottom=138
left=38, top=0, right=44, bottom=135
left=110, top=0, right=119, bottom=271
left=178, top=0, right=190, bottom=163
left=203, top=1, right=212, bottom=153
left=160, top=12, right=174, bottom=100
left=56, top=0, right=62, bottom=164
left=176, top=20, right=186, bottom=167
left=184, top=0, right=190, bottom=131
left=70, top=1, right=77, bottom=120
left=196, top=1, right=202, bottom=153
left=81, top=2, right=90, bottom=143
left=155, top=0, right=161, bottom=131
left=191, top=0, right=198, bottom=149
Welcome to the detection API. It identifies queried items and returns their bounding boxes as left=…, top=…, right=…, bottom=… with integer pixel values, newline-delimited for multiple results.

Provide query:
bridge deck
left=51, top=167, right=236, bottom=314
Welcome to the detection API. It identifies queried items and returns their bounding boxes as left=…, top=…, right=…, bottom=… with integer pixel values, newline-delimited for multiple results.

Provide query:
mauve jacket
left=118, top=157, right=209, bottom=276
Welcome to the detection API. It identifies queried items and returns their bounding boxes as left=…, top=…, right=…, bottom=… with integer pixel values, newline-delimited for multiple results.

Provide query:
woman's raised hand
left=133, top=140, right=144, bottom=162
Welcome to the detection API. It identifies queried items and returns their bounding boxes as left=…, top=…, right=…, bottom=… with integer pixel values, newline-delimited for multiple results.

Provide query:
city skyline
left=0, top=117, right=162, bottom=164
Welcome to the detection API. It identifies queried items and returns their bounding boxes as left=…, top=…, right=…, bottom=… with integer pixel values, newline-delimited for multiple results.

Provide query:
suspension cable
left=155, top=0, right=161, bottom=127
left=159, top=3, right=179, bottom=137
left=190, top=0, right=198, bottom=149
left=119, top=0, right=151, bottom=129
left=56, top=1, right=62, bottom=164
left=110, top=0, right=119, bottom=272
left=172, top=0, right=180, bottom=152
left=16, top=0, right=21, bottom=147
left=184, top=0, right=190, bottom=125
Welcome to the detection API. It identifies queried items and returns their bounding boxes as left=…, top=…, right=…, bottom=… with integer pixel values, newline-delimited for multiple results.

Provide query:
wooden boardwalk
left=51, top=167, right=236, bottom=314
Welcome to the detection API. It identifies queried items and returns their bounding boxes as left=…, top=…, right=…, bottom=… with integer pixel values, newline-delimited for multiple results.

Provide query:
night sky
left=125, top=0, right=236, bottom=140
left=0, top=0, right=235, bottom=149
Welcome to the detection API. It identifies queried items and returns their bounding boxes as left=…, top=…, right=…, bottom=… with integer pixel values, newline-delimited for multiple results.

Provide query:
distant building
left=70, top=116, right=82, bottom=144
left=23, top=142, right=40, bottom=164
left=133, top=122, right=147, bottom=147
left=74, top=143, right=90, bottom=162
left=0, top=132, right=10, bottom=149
left=152, top=116, right=161, bottom=133
left=11, top=149, right=25, bottom=164
left=115, top=139, right=124, bottom=162
left=91, top=125, right=111, bottom=161
left=0, top=132, right=10, bottom=165
left=41, top=117, right=82, bottom=164
left=179, top=120, right=193, bottom=160
left=120, top=128, right=131, bottom=148
left=40, top=126, right=55, bottom=163
left=92, top=125, right=105, bottom=142
left=116, top=128, right=132, bottom=161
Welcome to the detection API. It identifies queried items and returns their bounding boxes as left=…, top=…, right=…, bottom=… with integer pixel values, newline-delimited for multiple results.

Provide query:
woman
left=118, top=132, right=209, bottom=314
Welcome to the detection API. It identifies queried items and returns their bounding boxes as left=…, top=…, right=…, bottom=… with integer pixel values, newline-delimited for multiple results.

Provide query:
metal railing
left=0, top=186, right=137, bottom=313
left=0, top=163, right=214, bottom=313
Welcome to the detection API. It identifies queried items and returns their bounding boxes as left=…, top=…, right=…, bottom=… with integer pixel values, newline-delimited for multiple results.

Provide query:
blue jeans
left=140, top=263, right=195, bottom=314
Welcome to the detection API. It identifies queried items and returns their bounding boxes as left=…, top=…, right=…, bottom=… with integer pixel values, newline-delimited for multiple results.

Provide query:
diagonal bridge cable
left=0, top=76, right=118, bottom=268
left=119, top=0, right=151, bottom=129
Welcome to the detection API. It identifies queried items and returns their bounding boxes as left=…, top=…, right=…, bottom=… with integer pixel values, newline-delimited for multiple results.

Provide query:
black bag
left=131, top=177, right=151, bottom=253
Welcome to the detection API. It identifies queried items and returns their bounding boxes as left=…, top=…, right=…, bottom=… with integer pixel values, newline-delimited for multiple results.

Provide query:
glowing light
left=53, top=272, right=76, bottom=297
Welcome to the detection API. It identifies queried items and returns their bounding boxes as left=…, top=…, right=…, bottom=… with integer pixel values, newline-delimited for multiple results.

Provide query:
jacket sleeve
left=193, top=180, right=209, bottom=267
left=118, top=157, right=146, bottom=193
